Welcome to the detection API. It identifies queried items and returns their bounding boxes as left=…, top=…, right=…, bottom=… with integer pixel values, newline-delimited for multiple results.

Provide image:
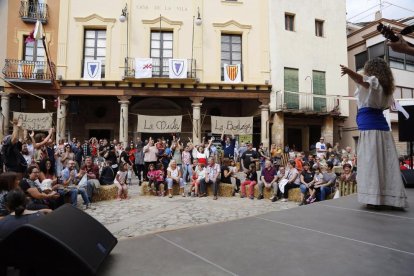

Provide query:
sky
left=346, top=0, right=414, bottom=22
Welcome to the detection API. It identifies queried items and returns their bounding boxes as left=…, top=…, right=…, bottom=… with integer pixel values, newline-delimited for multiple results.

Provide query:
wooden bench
left=92, top=184, right=118, bottom=202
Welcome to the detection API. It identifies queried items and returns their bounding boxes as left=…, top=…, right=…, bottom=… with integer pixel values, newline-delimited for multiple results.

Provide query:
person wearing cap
left=315, top=137, right=327, bottom=158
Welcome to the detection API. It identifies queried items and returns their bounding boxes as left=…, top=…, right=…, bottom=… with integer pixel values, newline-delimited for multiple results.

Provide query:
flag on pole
left=223, top=64, right=242, bottom=83
left=34, top=20, right=44, bottom=40
left=135, top=58, right=153, bottom=78
left=83, top=60, right=102, bottom=80
left=168, top=59, right=188, bottom=79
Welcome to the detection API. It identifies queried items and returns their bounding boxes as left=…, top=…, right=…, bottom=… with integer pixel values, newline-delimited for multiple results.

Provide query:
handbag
left=78, top=174, right=88, bottom=188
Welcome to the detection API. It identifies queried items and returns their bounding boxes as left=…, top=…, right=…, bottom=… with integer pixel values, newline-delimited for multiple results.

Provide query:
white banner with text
left=13, top=112, right=53, bottom=131
left=210, top=116, right=253, bottom=135
left=137, top=115, right=182, bottom=133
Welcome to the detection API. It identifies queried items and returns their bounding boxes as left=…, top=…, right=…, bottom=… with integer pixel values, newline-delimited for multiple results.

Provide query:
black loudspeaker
left=401, top=170, right=414, bottom=188
left=0, top=204, right=117, bottom=276
left=398, top=105, right=414, bottom=142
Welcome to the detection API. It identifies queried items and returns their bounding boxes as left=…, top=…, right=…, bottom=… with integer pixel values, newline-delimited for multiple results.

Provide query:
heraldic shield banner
left=83, top=60, right=102, bottom=80
left=169, top=59, right=188, bottom=79
left=223, top=64, right=242, bottom=83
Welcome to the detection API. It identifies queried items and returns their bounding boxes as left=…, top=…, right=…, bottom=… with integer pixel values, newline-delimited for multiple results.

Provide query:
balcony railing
left=274, top=90, right=341, bottom=115
left=19, top=0, right=48, bottom=23
left=2, top=59, right=55, bottom=84
left=124, top=58, right=197, bottom=79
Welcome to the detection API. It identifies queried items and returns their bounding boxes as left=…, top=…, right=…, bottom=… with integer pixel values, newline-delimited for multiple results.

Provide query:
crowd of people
left=0, top=112, right=410, bottom=231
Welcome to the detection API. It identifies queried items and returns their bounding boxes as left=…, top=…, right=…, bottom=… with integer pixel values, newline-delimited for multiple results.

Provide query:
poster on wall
left=137, top=115, right=182, bottom=133
left=13, top=112, right=53, bottom=131
left=210, top=116, right=253, bottom=135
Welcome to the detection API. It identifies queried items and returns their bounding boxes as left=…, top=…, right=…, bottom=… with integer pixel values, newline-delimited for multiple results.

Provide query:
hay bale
left=253, top=185, right=274, bottom=199
left=92, top=184, right=118, bottom=202
left=206, top=183, right=235, bottom=197
left=140, top=182, right=151, bottom=196
left=287, top=188, right=302, bottom=202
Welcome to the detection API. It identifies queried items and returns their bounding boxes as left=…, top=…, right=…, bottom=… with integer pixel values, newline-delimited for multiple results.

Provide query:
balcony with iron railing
left=2, top=59, right=55, bottom=84
left=274, top=90, right=342, bottom=116
left=124, top=58, right=197, bottom=79
left=19, top=0, right=48, bottom=23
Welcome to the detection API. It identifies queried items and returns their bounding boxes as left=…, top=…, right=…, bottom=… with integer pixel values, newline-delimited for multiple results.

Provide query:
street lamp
left=191, top=7, right=202, bottom=78
left=119, top=4, right=129, bottom=77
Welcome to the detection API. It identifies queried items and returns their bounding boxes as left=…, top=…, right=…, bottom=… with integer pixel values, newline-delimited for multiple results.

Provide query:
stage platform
left=98, top=190, right=414, bottom=276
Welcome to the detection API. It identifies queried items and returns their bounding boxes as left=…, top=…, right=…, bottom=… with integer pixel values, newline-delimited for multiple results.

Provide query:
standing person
left=258, top=143, right=270, bottom=171
left=143, top=137, right=158, bottom=182
left=181, top=145, right=193, bottom=185
left=341, top=59, right=407, bottom=208
left=240, top=143, right=259, bottom=172
left=114, top=162, right=129, bottom=200
left=134, top=141, right=145, bottom=184
left=315, top=137, right=327, bottom=159
left=220, top=130, right=236, bottom=159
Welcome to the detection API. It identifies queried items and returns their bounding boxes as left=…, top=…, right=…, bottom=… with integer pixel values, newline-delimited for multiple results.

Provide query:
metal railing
left=124, top=58, right=197, bottom=79
left=19, top=1, right=48, bottom=23
left=2, top=59, right=55, bottom=82
left=274, top=90, right=341, bottom=114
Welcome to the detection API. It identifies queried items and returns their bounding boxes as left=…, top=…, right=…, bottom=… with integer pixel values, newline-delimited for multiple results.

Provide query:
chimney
left=375, top=11, right=382, bottom=20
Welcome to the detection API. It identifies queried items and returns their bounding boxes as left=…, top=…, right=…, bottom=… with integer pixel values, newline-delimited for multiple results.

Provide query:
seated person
left=166, top=160, right=185, bottom=198
left=192, top=162, right=206, bottom=197
left=339, top=163, right=356, bottom=183
left=147, top=163, right=165, bottom=196
left=0, top=172, right=20, bottom=218
left=221, top=159, right=241, bottom=196
left=61, top=161, right=91, bottom=208
left=279, top=160, right=300, bottom=202
left=80, top=156, right=100, bottom=202
left=99, top=161, right=115, bottom=185
left=257, top=160, right=278, bottom=201
left=307, top=166, right=323, bottom=204
left=240, top=163, right=257, bottom=200
left=20, top=166, right=61, bottom=210
left=0, top=189, right=51, bottom=241
left=200, top=157, right=221, bottom=200
left=299, top=162, right=315, bottom=205
left=38, top=158, right=57, bottom=192
left=314, top=161, right=337, bottom=201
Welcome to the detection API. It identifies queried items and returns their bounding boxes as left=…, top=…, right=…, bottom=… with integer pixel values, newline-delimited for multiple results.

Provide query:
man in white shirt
left=315, top=137, right=327, bottom=158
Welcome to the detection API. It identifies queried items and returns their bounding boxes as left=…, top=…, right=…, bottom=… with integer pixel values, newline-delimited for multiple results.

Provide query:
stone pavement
left=84, top=178, right=298, bottom=240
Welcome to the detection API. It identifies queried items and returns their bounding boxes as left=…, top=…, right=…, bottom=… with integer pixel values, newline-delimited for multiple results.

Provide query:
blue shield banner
left=83, top=60, right=102, bottom=80
left=169, top=59, right=188, bottom=79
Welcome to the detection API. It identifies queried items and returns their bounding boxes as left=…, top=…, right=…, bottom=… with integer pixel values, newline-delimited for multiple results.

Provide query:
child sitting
left=191, top=162, right=206, bottom=197
left=240, top=163, right=257, bottom=200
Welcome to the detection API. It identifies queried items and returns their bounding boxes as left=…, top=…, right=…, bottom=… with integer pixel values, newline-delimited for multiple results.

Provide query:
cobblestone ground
left=84, top=179, right=298, bottom=240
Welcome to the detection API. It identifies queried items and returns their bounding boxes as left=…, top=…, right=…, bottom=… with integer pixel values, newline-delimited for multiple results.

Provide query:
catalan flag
left=223, top=64, right=241, bottom=83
